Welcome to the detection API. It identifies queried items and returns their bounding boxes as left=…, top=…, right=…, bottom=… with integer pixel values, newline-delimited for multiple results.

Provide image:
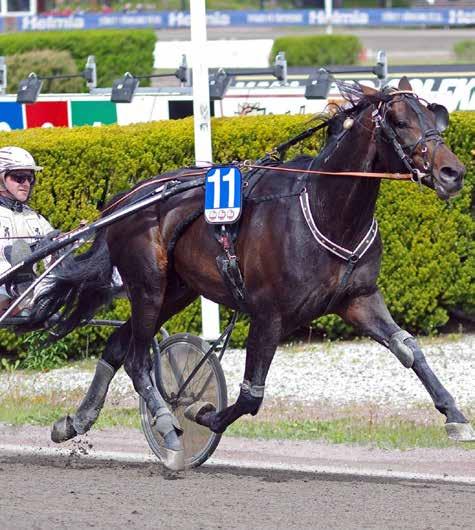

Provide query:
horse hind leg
left=124, top=277, right=185, bottom=471
left=51, top=321, right=132, bottom=443
left=186, top=313, right=282, bottom=434
left=339, top=289, right=475, bottom=442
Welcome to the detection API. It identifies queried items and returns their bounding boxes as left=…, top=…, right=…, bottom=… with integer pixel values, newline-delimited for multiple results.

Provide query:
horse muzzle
left=432, top=164, right=465, bottom=200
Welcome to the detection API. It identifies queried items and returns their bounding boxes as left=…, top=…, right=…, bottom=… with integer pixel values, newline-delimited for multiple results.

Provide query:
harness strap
left=273, top=121, right=329, bottom=158
left=322, top=259, right=357, bottom=315
left=247, top=190, right=303, bottom=204
left=299, top=188, right=379, bottom=314
left=214, top=226, right=247, bottom=310
left=101, top=171, right=207, bottom=216
left=299, top=189, right=378, bottom=262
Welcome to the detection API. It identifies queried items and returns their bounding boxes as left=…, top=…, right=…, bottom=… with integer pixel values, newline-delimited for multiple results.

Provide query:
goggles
left=6, top=172, right=36, bottom=185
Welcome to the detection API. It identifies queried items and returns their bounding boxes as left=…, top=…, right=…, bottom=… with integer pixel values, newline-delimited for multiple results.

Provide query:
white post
left=325, top=0, right=333, bottom=35
left=190, top=0, right=221, bottom=340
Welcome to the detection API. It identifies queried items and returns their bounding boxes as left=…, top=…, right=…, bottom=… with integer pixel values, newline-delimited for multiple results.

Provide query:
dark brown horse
left=30, top=78, right=473, bottom=471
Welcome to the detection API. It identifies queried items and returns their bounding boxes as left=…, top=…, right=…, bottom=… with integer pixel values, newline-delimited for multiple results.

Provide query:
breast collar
left=300, top=189, right=378, bottom=264
left=0, top=195, right=27, bottom=213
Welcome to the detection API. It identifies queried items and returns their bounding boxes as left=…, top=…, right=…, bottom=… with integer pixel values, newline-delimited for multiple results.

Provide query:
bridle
left=371, top=90, right=447, bottom=185
left=297, top=90, right=449, bottom=314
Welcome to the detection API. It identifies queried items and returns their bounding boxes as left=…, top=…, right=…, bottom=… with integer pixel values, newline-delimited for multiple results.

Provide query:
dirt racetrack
left=1, top=453, right=474, bottom=530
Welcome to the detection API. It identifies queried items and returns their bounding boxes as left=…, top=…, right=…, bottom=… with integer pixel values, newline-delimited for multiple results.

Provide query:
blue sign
left=205, top=166, right=242, bottom=224
left=11, top=8, right=475, bottom=32
left=0, top=102, right=24, bottom=130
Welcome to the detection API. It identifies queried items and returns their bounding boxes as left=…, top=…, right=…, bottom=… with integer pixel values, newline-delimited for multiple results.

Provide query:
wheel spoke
left=139, top=334, right=227, bottom=468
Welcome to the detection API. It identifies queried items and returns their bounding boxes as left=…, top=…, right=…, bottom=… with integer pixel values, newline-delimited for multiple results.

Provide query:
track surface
left=1, top=455, right=474, bottom=530
left=1, top=424, right=474, bottom=530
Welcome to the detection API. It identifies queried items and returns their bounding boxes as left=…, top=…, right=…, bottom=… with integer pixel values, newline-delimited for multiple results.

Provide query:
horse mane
left=308, top=80, right=398, bottom=134
left=334, top=81, right=405, bottom=128
left=305, top=81, right=400, bottom=167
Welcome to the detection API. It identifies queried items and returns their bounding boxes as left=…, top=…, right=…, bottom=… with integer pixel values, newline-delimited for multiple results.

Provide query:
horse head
left=359, top=77, right=465, bottom=199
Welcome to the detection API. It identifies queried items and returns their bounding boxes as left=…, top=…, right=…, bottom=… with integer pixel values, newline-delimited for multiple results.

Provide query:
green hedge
left=6, top=49, right=84, bottom=94
left=0, top=112, right=473, bottom=357
left=0, top=29, right=156, bottom=90
left=270, top=35, right=362, bottom=67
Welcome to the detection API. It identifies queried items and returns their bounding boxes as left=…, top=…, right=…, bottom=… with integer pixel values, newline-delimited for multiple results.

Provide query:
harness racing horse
left=29, top=78, right=474, bottom=471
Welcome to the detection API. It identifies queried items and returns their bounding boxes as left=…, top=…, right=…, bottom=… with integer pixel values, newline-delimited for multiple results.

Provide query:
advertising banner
left=1, top=8, right=475, bottom=32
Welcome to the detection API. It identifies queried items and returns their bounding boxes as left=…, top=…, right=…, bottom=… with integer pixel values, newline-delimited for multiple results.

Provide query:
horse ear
left=359, top=83, right=378, bottom=96
left=398, top=76, right=413, bottom=91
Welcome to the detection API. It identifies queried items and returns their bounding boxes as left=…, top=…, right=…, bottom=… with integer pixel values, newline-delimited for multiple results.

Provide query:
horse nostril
left=439, top=166, right=462, bottom=183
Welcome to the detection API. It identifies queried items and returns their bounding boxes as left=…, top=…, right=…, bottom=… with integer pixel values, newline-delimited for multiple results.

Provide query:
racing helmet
left=0, top=146, right=43, bottom=190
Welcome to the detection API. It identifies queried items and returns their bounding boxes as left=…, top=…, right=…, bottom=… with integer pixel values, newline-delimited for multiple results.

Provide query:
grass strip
left=1, top=393, right=473, bottom=450
left=226, top=417, right=475, bottom=450
left=0, top=393, right=141, bottom=430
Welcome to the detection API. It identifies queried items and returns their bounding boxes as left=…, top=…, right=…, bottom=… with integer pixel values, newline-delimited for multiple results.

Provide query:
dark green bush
left=6, top=49, right=84, bottom=94
left=20, top=331, right=69, bottom=371
left=0, top=29, right=156, bottom=89
left=271, top=35, right=362, bottom=67
left=0, top=112, right=472, bottom=359
left=454, top=40, right=475, bottom=62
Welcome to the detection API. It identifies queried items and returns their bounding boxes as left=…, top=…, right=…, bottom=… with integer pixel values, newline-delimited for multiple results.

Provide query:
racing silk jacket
left=0, top=197, right=53, bottom=276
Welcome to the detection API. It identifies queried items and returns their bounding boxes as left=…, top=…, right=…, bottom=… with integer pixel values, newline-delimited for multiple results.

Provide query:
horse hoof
left=184, top=401, right=216, bottom=425
left=51, top=415, right=77, bottom=443
left=445, top=422, right=475, bottom=442
left=160, top=447, right=185, bottom=472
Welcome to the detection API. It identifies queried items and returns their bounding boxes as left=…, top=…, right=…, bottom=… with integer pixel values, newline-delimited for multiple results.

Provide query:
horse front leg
left=51, top=321, right=131, bottom=443
left=339, top=289, right=474, bottom=441
left=185, top=314, right=282, bottom=434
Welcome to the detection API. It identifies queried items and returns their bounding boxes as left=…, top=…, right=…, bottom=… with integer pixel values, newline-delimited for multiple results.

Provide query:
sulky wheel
left=139, top=333, right=227, bottom=468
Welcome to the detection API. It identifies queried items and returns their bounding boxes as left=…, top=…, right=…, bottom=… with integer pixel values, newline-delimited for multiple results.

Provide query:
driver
left=0, top=146, right=55, bottom=315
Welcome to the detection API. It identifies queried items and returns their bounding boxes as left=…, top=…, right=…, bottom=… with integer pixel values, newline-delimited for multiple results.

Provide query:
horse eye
left=395, top=120, right=408, bottom=128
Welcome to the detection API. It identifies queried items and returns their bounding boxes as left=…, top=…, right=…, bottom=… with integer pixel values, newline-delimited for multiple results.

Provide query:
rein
left=242, top=163, right=412, bottom=181
left=100, top=170, right=205, bottom=216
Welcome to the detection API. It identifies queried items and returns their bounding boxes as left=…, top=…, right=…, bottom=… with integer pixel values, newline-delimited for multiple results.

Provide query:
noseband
left=372, top=91, right=445, bottom=184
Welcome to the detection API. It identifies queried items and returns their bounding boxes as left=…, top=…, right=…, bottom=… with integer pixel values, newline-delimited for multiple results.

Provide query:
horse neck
left=308, top=117, right=381, bottom=247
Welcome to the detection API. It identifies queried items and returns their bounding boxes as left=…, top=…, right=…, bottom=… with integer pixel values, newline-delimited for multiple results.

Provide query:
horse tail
left=30, top=230, right=114, bottom=339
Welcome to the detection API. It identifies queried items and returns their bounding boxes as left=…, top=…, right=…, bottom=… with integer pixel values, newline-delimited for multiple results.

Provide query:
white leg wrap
left=73, top=359, right=116, bottom=434
left=388, top=330, right=415, bottom=368
left=241, top=379, right=266, bottom=398
left=152, top=407, right=181, bottom=437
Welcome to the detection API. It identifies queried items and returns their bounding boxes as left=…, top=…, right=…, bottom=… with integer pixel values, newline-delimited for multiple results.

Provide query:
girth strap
left=299, top=189, right=378, bottom=262
left=214, top=226, right=247, bottom=312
